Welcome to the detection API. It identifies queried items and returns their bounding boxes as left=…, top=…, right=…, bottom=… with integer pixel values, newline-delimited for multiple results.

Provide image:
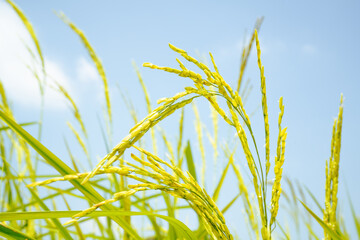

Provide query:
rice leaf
left=131, top=195, right=163, bottom=240
left=26, top=186, right=73, bottom=240
left=221, top=193, right=240, bottom=214
left=0, top=109, right=142, bottom=240
left=192, top=102, right=205, bottom=186
left=0, top=121, right=38, bottom=132
left=304, top=186, right=323, bottom=213
left=300, top=200, right=342, bottom=240
left=177, top=108, right=185, bottom=162
left=305, top=223, right=321, bottom=240
left=184, top=141, right=197, bottom=181
left=162, top=192, right=177, bottom=240
left=276, top=220, right=290, bottom=240
left=348, top=191, right=360, bottom=238
left=0, top=211, right=196, bottom=240
left=11, top=186, right=78, bottom=211
left=212, top=154, right=233, bottom=202
left=0, top=222, right=36, bottom=240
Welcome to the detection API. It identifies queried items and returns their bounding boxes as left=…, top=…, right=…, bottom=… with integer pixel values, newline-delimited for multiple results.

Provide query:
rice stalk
left=116, top=40, right=284, bottom=238
left=82, top=90, right=198, bottom=183
left=159, top=127, right=175, bottom=162
left=6, top=0, right=44, bottom=70
left=58, top=12, right=112, bottom=138
left=66, top=122, right=89, bottom=162
left=231, top=162, right=259, bottom=238
left=133, top=61, right=158, bottom=156
left=1, top=7, right=353, bottom=238
left=254, top=29, right=270, bottom=180
left=177, top=108, right=185, bottom=162
left=269, top=97, right=287, bottom=229
left=6, top=0, right=47, bottom=143
left=192, top=102, right=206, bottom=187
left=236, top=17, right=263, bottom=92
left=209, top=86, right=219, bottom=164
left=47, top=145, right=233, bottom=239
left=324, top=94, right=344, bottom=239
left=55, top=82, right=88, bottom=139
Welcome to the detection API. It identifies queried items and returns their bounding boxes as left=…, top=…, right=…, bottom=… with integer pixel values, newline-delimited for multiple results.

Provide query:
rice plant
left=0, top=1, right=358, bottom=240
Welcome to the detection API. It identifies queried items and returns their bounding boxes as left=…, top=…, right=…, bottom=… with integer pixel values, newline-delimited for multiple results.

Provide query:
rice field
left=0, top=1, right=359, bottom=239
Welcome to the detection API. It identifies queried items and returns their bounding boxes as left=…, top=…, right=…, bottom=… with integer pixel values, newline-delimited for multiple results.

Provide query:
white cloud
left=76, top=57, right=99, bottom=82
left=0, top=2, right=73, bottom=110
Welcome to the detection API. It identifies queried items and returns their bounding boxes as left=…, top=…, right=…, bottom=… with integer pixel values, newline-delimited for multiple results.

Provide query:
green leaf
left=0, top=211, right=197, bottom=240
left=276, top=220, right=291, bottom=240
left=299, top=200, right=342, bottom=240
left=131, top=195, right=163, bottom=240
left=213, top=154, right=233, bottom=202
left=185, top=141, right=197, bottom=181
left=0, top=222, right=36, bottom=240
left=0, top=121, right=38, bottom=131
left=221, top=193, right=240, bottom=214
left=348, top=191, right=360, bottom=238
left=304, top=186, right=323, bottom=213
left=26, top=186, right=73, bottom=240
left=0, top=109, right=142, bottom=240
left=162, top=192, right=177, bottom=240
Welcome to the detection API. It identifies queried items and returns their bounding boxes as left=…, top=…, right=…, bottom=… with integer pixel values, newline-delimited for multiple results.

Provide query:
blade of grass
left=300, top=200, right=342, bottom=240
left=0, top=211, right=196, bottom=240
left=162, top=192, right=177, bottom=240
left=212, top=153, right=234, bottom=202
left=347, top=188, right=360, bottom=238
left=131, top=195, right=163, bottom=240
left=61, top=195, right=86, bottom=240
left=276, top=220, right=290, bottom=240
left=184, top=141, right=197, bottom=181
left=6, top=0, right=46, bottom=144
left=132, top=193, right=162, bottom=205
left=221, top=193, right=240, bottom=214
left=305, top=223, right=321, bottom=240
left=192, top=102, right=205, bottom=186
left=177, top=108, right=185, bottom=162
left=26, top=186, right=73, bottom=240
left=0, top=109, right=142, bottom=240
left=304, top=186, right=323, bottom=213
left=0, top=222, right=36, bottom=240
left=0, top=121, right=38, bottom=132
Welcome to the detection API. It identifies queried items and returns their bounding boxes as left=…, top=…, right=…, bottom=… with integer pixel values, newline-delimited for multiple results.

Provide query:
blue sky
left=1, top=0, right=359, bottom=238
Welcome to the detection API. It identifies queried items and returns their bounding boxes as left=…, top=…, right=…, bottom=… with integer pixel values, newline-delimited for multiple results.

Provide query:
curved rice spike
left=58, top=12, right=112, bottom=126
left=255, top=30, right=270, bottom=177
left=6, top=0, right=45, bottom=70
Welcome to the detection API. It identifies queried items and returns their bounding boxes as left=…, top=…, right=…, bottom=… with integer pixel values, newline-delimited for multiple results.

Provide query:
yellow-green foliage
left=0, top=2, right=355, bottom=240
left=324, top=95, right=344, bottom=239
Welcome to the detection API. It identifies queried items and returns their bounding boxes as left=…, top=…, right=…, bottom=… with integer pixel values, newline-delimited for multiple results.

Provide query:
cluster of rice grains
left=324, top=95, right=344, bottom=239
left=28, top=29, right=289, bottom=239
left=31, top=146, right=231, bottom=239
left=2, top=0, right=352, bottom=238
